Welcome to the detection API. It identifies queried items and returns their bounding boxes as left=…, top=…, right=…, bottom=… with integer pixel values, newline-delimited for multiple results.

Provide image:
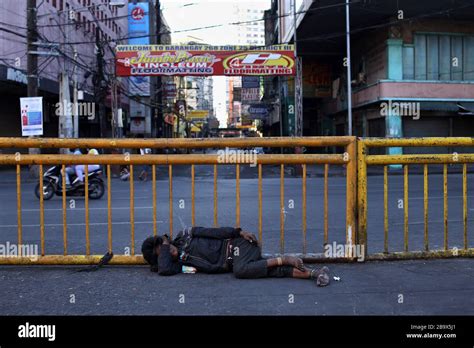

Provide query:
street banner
left=242, top=76, right=260, bottom=88
left=116, top=45, right=295, bottom=76
left=20, top=97, right=43, bottom=136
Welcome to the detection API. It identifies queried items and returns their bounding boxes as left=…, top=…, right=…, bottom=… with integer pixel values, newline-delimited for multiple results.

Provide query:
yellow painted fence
left=0, top=136, right=473, bottom=264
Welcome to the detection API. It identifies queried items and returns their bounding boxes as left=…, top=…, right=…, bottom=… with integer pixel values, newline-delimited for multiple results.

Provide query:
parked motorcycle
left=34, top=165, right=105, bottom=200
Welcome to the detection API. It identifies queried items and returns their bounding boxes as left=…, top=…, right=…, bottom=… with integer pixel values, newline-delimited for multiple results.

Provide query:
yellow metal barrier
left=0, top=136, right=357, bottom=264
left=358, top=137, right=474, bottom=260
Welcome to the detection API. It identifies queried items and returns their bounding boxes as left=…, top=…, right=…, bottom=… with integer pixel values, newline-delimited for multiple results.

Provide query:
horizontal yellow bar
left=1, top=249, right=472, bottom=265
left=366, top=248, right=474, bottom=261
left=362, top=137, right=474, bottom=148
left=0, top=136, right=355, bottom=149
left=0, top=154, right=347, bottom=165
left=0, top=255, right=145, bottom=265
left=366, top=154, right=474, bottom=165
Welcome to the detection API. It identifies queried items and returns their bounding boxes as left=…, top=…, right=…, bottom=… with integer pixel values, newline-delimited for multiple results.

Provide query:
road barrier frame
left=0, top=136, right=358, bottom=265
left=358, top=137, right=474, bottom=260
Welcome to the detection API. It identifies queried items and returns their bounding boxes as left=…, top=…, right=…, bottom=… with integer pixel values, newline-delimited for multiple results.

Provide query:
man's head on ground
left=141, top=235, right=179, bottom=272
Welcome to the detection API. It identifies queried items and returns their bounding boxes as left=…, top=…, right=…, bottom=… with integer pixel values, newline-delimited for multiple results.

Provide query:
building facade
left=265, top=0, right=474, bottom=151
left=0, top=0, right=129, bottom=142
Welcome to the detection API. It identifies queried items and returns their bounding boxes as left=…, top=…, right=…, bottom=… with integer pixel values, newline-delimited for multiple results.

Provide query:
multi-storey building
left=225, top=2, right=268, bottom=129
left=0, top=0, right=129, bottom=140
left=265, top=0, right=474, bottom=150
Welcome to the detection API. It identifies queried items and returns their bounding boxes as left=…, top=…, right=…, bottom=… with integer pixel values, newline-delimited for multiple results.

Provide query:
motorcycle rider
left=73, top=148, right=101, bottom=187
left=62, top=149, right=82, bottom=189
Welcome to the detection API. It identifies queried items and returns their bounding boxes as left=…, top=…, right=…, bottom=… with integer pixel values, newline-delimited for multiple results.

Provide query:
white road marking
left=0, top=220, right=164, bottom=228
left=21, top=206, right=155, bottom=212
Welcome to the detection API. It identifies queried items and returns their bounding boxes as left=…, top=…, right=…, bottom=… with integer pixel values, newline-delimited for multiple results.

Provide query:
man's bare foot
left=310, top=266, right=329, bottom=279
left=282, top=256, right=305, bottom=271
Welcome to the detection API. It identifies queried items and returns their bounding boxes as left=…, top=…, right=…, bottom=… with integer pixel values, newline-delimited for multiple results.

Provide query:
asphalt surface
left=0, top=258, right=473, bottom=315
left=0, top=165, right=472, bottom=255
left=0, top=165, right=473, bottom=315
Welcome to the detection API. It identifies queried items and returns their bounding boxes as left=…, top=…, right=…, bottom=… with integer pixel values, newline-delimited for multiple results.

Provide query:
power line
left=28, top=1, right=356, bottom=45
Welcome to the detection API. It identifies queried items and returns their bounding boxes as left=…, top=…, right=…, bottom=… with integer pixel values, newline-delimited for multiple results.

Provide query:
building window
left=406, top=33, right=474, bottom=81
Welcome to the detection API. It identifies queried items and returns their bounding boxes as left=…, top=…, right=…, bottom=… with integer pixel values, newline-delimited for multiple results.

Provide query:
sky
left=160, top=0, right=271, bottom=126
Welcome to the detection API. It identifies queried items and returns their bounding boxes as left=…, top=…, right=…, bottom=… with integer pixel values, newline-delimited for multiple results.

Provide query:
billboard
left=128, top=2, right=150, bottom=97
left=242, top=76, right=260, bottom=88
left=187, top=110, right=209, bottom=120
left=242, top=88, right=260, bottom=102
left=20, top=97, right=43, bottom=136
left=116, top=45, right=295, bottom=76
left=129, top=76, right=150, bottom=96
left=128, top=3, right=149, bottom=45
left=163, top=81, right=177, bottom=99
left=248, top=104, right=269, bottom=120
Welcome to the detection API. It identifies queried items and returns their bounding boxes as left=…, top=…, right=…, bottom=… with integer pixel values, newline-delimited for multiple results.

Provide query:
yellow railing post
left=357, top=139, right=367, bottom=252
left=346, top=138, right=357, bottom=254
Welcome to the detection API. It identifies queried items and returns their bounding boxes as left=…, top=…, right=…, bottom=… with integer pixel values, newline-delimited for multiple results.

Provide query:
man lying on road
left=141, top=226, right=330, bottom=286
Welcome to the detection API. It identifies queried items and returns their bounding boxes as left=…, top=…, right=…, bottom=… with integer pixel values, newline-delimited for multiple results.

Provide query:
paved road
left=0, top=165, right=473, bottom=315
left=0, top=259, right=473, bottom=315
left=0, top=165, right=472, bottom=255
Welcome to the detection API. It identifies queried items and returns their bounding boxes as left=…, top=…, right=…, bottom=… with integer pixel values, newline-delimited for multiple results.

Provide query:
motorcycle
left=34, top=165, right=105, bottom=200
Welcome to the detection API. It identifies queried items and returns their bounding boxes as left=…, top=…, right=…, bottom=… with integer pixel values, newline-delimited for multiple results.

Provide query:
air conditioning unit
left=109, top=0, right=126, bottom=7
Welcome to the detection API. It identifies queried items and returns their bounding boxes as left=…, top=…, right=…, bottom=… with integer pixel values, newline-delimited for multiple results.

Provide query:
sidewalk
left=0, top=258, right=472, bottom=315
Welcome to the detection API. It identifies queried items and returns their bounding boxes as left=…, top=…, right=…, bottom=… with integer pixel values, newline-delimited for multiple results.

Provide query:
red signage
left=116, top=45, right=295, bottom=76
left=131, top=7, right=145, bottom=20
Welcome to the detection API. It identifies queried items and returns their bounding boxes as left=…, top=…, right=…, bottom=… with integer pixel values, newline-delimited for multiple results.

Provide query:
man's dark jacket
left=158, top=226, right=242, bottom=276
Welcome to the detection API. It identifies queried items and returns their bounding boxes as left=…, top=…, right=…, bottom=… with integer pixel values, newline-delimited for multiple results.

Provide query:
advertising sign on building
left=128, top=2, right=150, bottom=98
left=129, top=76, right=150, bottom=96
left=128, top=3, right=149, bottom=45
left=163, top=81, right=177, bottom=99
left=116, top=45, right=295, bottom=76
left=248, top=104, right=269, bottom=120
left=130, top=118, right=146, bottom=133
left=20, top=97, right=43, bottom=136
left=242, top=76, right=260, bottom=88
left=242, top=88, right=260, bottom=102
left=186, top=110, right=209, bottom=120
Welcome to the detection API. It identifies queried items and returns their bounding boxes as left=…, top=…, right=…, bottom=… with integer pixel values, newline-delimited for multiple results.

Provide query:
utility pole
left=346, top=0, right=353, bottom=135
left=58, top=9, right=73, bottom=147
left=73, top=48, right=79, bottom=138
left=94, top=27, right=107, bottom=138
left=27, top=0, right=39, bottom=177
left=155, top=0, right=163, bottom=138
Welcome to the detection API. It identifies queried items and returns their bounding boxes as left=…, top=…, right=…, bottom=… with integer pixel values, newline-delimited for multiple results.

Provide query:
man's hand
left=162, top=235, right=170, bottom=245
left=240, top=231, right=258, bottom=244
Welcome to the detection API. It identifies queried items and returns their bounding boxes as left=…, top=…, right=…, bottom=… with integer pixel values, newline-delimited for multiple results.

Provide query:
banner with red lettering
left=116, top=45, right=295, bottom=76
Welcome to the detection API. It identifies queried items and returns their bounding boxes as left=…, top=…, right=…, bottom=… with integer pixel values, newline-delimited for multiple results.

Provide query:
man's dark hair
left=141, top=236, right=163, bottom=272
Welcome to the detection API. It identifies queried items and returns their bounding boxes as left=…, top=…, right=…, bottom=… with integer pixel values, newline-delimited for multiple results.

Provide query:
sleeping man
left=141, top=226, right=330, bottom=287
